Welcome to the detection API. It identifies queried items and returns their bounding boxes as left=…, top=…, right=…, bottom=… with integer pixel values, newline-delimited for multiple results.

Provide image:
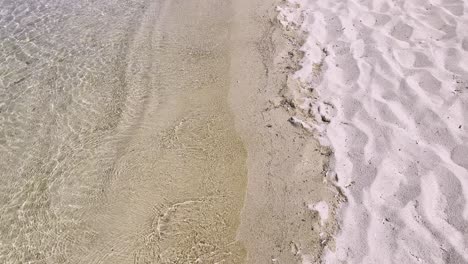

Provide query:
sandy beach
left=279, top=0, right=468, bottom=263
left=4, top=0, right=465, bottom=262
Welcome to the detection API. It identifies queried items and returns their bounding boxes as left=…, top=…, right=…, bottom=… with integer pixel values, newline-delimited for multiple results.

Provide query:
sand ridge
left=279, top=0, right=468, bottom=263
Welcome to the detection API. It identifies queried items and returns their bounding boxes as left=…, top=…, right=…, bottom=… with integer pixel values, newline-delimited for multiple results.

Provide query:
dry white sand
left=279, top=0, right=468, bottom=263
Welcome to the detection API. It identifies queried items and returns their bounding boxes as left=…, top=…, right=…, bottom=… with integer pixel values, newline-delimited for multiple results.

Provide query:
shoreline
left=0, top=0, right=342, bottom=262
left=230, top=0, right=341, bottom=262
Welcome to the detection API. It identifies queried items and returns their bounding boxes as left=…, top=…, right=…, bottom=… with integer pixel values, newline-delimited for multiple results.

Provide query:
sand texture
left=230, top=0, right=341, bottom=263
left=279, top=0, right=468, bottom=263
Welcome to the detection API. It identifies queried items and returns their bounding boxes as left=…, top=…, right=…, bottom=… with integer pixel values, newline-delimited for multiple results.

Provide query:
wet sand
left=231, top=1, right=341, bottom=263
left=0, top=0, right=337, bottom=263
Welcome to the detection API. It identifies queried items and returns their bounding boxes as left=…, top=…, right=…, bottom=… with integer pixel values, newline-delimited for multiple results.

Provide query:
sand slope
left=279, top=0, right=468, bottom=263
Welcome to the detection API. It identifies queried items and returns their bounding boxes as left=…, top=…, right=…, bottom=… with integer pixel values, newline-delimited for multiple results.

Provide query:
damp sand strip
left=231, top=0, right=341, bottom=263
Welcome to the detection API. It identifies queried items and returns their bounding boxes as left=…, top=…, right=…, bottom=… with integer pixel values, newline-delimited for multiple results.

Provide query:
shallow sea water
left=0, top=0, right=246, bottom=263
left=0, top=0, right=150, bottom=261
